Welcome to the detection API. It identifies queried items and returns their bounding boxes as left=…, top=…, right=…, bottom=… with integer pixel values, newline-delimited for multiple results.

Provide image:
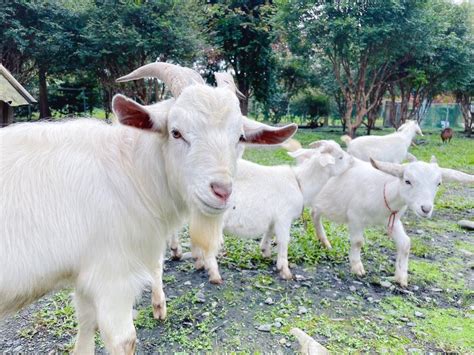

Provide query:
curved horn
left=214, top=72, right=245, bottom=99
left=116, top=62, right=205, bottom=97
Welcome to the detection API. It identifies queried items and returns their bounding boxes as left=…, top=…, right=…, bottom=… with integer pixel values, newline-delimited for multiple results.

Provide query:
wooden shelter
left=0, top=64, right=36, bottom=127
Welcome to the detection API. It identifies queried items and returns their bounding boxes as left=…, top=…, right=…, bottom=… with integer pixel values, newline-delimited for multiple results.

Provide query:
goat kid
left=311, top=156, right=473, bottom=287
left=341, top=120, right=423, bottom=163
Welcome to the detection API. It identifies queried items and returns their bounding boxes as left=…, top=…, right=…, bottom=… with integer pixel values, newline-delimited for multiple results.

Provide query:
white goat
left=311, top=156, right=474, bottom=287
left=341, top=120, right=423, bottom=163
left=0, top=62, right=296, bottom=354
left=167, top=141, right=353, bottom=285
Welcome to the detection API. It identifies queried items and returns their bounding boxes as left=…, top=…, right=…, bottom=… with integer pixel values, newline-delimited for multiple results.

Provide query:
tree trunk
left=457, top=91, right=472, bottom=137
left=38, top=66, right=51, bottom=119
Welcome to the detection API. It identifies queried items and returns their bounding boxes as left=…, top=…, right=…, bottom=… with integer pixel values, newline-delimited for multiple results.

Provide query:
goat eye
left=239, top=134, right=246, bottom=143
left=438, top=182, right=441, bottom=186
left=171, top=129, right=182, bottom=139
left=405, top=180, right=412, bottom=185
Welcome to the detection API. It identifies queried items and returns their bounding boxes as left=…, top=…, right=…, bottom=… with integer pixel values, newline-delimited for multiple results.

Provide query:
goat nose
left=210, top=182, right=232, bottom=202
left=421, top=205, right=432, bottom=214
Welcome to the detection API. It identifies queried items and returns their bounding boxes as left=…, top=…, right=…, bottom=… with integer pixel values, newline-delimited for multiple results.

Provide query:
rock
left=302, top=282, right=312, bottom=288
left=202, top=312, right=210, bottom=317
left=458, top=220, right=474, bottom=230
left=273, top=322, right=282, bottom=328
left=412, top=285, right=419, bottom=291
left=407, top=322, right=416, bottom=327
left=430, top=287, right=442, bottom=292
left=408, top=348, right=421, bottom=353
left=279, top=338, right=287, bottom=345
left=298, top=306, right=308, bottom=315
left=346, top=296, right=355, bottom=301
left=196, top=291, right=206, bottom=303
left=367, top=297, right=374, bottom=303
left=414, top=311, right=424, bottom=318
left=415, top=229, right=424, bottom=235
left=257, top=324, right=272, bottom=332
left=295, top=274, right=307, bottom=281
left=400, top=317, right=409, bottom=322
left=264, top=297, right=274, bottom=305
left=275, top=317, right=284, bottom=323
left=380, top=280, right=392, bottom=288
left=349, top=285, right=356, bottom=292
left=184, top=281, right=191, bottom=286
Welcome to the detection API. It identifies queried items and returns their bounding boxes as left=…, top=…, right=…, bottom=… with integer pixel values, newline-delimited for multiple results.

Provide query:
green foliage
left=290, top=89, right=330, bottom=127
left=205, top=1, right=277, bottom=114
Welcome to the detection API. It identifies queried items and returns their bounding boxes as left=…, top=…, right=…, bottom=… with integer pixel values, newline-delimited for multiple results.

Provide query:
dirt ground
left=0, top=185, right=472, bottom=353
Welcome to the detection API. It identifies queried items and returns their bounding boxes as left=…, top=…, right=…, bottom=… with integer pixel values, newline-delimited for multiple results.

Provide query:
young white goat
left=341, top=120, right=423, bottom=163
left=166, top=140, right=353, bottom=285
left=0, top=62, right=296, bottom=354
left=311, top=156, right=474, bottom=287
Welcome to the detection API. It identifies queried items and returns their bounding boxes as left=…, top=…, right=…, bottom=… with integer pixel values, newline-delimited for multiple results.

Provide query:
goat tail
left=340, top=135, right=352, bottom=146
left=281, top=138, right=302, bottom=152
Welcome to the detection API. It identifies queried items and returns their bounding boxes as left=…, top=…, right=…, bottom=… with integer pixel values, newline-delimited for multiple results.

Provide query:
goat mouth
left=196, top=195, right=227, bottom=215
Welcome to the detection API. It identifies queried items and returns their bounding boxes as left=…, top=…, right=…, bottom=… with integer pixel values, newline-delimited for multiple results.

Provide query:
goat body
left=341, top=120, right=422, bottom=163
left=0, top=63, right=296, bottom=354
left=311, top=157, right=473, bottom=287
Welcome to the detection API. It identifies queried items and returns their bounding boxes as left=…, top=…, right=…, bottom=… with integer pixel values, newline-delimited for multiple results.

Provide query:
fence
left=382, top=101, right=465, bottom=129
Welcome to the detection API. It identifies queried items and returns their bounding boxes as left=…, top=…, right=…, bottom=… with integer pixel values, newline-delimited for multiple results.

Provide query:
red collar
left=383, top=182, right=399, bottom=235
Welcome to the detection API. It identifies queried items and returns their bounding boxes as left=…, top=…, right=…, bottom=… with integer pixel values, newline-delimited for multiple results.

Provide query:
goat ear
left=440, top=168, right=474, bottom=184
left=112, top=94, right=166, bottom=133
left=242, top=117, right=297, bottom=145
left=370, top=158, right=404, bottom=178
left=319, top=153, right=335, bottom=167
left=287, top=148, right=314, bottom=164
left=430, top=155, right=438, bottom=165
left=308, top=140, right=325, bottom=149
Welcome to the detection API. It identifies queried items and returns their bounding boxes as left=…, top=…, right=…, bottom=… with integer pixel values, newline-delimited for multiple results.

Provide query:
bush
left=290, top=89, right=330, bottom=127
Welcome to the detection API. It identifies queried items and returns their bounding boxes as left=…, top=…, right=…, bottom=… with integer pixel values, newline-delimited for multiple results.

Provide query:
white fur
left=341, top=120, right=423, bottom=163
left=0, top=69, right=296, bottom=353
left=311, top=157, right=473, bottom=287
left=167, top=141, right=353, bottom=283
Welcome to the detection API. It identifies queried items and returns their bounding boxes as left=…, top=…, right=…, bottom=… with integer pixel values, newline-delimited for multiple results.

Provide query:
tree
left=78, top=0, right=203, bottom=118
left=1, top=1, right=80, bottom=118
left=281, top=0, right=429, bottom=136
left=205, top=0, right=276, bottom=115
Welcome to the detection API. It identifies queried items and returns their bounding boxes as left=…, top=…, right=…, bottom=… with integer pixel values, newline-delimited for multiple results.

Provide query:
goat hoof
left=195, top=259, right=205, bottom=270
left=351, top=262, right=366, bottom=277
left=153, top=301, right=167, bottom=320
left=279, top=269, right=293, bottom=280
left=323, top=241, right=333, bottom=249
left=170, top=248, right=182, bottom=261
left=209, top=276, right=223, bottom=285
left=260, top=248, right=272, bottom=258
left=395, top=274, right=408, bottom=288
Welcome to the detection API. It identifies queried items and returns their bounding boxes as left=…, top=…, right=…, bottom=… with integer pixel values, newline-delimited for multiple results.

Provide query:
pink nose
left=210, top=182, right=232, bottom=202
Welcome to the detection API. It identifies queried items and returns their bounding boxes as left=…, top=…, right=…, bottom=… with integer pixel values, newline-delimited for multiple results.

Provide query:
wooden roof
left=0, top=64, right=36, bottom=107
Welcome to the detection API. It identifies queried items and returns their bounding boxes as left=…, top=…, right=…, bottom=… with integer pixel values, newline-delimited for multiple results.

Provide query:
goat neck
left=292, top=162, right=330, bottom=206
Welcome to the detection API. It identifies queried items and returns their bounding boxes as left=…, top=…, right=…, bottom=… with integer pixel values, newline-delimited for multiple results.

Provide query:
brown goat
left=441, top=128, right=453, bottom=143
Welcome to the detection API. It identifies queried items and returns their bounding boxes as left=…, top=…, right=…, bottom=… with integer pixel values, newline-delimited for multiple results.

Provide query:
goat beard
left=189, top=209, right=223, bottom=257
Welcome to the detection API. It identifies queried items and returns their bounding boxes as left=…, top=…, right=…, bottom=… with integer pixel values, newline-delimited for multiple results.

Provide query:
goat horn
left=116, top=62, right=205, bottom=97
left=214, top=72, right=245, bottom=99
left=440, top=168, right=474, bottom=184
